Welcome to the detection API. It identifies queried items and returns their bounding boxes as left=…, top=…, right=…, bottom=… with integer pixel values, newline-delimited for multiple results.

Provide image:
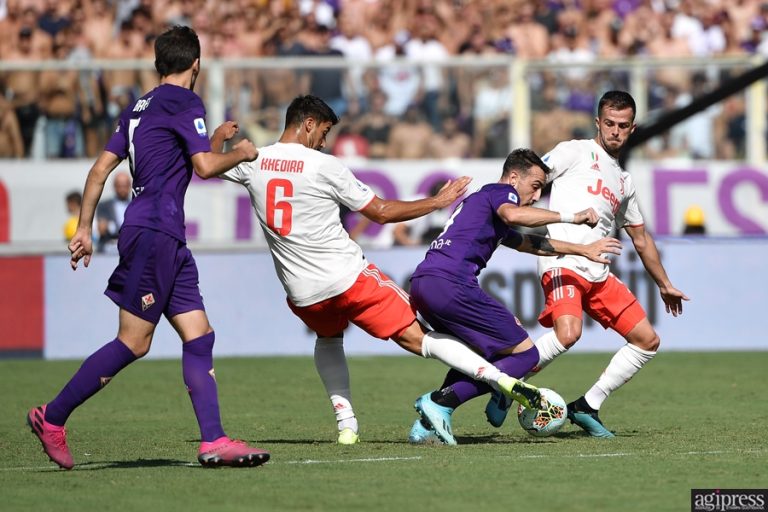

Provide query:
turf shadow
left=73, top=459, right=194, bottom=470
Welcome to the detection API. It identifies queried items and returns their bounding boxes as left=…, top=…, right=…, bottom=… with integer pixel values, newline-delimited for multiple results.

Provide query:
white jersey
left=538, top=139, right=644, bottom=282
left=221, top=142, right=375, bottom=306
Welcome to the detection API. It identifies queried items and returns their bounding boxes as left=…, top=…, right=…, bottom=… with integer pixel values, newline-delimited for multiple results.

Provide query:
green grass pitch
left=1, top=352, right=765, bottom=512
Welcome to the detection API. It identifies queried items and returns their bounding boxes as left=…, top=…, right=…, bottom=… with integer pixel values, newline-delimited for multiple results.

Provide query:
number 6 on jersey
left=266, top=178, right=293, bottom=235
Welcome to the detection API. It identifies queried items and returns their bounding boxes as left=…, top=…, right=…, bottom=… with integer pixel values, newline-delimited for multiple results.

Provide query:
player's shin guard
left=585, top=343, right=656, bottom=410
left=45, top=338, right=137, bottom=426
left=421, top=331, right=504, bottom=386
left=183, top=331, right=226, bottom=442
left=314, top=337, right=358, bottom=434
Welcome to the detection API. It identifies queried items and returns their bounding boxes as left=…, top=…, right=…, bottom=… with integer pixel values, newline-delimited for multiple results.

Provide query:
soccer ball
left=517, top=388, right=567, bottom=437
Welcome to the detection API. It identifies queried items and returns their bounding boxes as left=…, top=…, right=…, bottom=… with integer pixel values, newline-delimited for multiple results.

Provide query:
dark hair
left=66, top=191, right=82, bottom=205
left=154, top=26, right=200, bottom=77
left=284, top=95, right=339, bottom=128
left=597, top=90, right=636, bottom=120
left=501, top=148, right=549, bottom=178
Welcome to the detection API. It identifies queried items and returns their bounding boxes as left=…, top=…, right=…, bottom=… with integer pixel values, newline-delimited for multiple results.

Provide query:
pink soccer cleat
left=27, top=405, right=74, bottom=470
left=197, top=436, right=270, bottom=468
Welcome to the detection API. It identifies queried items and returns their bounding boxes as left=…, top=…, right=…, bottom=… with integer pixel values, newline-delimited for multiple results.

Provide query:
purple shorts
left=410, top=275, right=529, bottom=359
left=105, top=226, right=205, bottom=324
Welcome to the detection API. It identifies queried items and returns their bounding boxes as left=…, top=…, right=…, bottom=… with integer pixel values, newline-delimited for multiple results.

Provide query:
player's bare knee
left=119, top=336, right=151, bottom=358
left=393, top=322, right=425, bottom=356
left=635, top=333, right=660, bottom=352
left=555, top=327, right=582, bottom=348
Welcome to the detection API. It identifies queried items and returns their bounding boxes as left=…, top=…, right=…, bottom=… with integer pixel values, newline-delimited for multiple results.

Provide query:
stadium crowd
left=0, top=0, right=762, bottom=160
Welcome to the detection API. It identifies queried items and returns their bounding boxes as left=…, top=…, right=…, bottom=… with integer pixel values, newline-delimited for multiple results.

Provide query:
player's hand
left=581, top=236, right=622, bottom=264
left=68, top=228, right=94, bottom=270
left=213, top=121, right=239, bottom=142
left=234, top=139, right=258, bottom=162
left=659, top=285, right=689, bottom=317
left=433, top=176, right=472, bottom=208
left=573, top=208, right=599, bottom=228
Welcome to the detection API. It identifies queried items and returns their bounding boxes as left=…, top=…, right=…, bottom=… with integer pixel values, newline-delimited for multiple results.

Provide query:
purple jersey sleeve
left=175, top=104, right=211, bottom=157
left=488, top=184, right=520, bottom=213
left=104, top=115, right=129, bottom=158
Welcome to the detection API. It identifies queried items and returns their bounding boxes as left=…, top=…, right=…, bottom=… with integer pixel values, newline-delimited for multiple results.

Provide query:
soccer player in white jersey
left=215, top=95, right=542, bottom=444
left=486, top=91, right=689, bottom=438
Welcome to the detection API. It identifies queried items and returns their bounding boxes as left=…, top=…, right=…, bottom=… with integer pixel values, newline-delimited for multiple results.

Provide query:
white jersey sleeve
left=541, top=140, right=582, bottom=183
left=219, top=162, right=250, bottom=184
left=319, top=161, right=376, bottom=212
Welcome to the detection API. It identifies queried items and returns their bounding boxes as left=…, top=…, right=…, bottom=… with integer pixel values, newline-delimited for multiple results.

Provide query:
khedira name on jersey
left=260, top=158, right=305, bottom=173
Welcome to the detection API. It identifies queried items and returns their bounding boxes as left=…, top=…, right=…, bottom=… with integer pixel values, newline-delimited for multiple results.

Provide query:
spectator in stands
left=299, top=24, right=349, bottom=117
left=331, top=11, right=373, bottom=112
left=96, top=171, right=132, bottom=253
left=506, top=1, right=550, bottom=58
left=471, top=68, right=512, bottom=158
left=4, top=27, right=45, bottom=156
left=404, top=8, right=450, bottom=130
left=374, top=40, right=422, bottom=117
left=40, top=29, right=85, bottom=158
left=0, top=96, right=24, bottom=158
left=331, top=117, right=370, bottom=160
left=63, top=190, right=82, bottom=242
left=386, top=104, right=433, bottom=159
left=428, top=116, right=471, bottom=159
left=37, top=0, right=71, bottom=38
left=101, top=21, right=142, bottom=124
left=682, top=205, right=707, bottom=235
left=245, top=106, right=283, bottom=149
left=357, top=89, right=395, bottom=159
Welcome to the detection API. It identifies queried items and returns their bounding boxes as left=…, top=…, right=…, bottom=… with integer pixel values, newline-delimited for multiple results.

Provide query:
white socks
left=314, top=337, right=358, bottom=433
left=529, top=331, right=568, bottom=377
left=585, top=343, right=656, bottom=410
left=421, top=331, right=505, bottom=386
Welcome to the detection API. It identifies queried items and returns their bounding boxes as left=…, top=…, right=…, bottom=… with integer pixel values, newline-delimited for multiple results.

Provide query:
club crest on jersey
left=141, top=293, right=156, bottom=311
left=193, top=118, right=207, bottom=137
left=508, top=192, right=519, bottom=204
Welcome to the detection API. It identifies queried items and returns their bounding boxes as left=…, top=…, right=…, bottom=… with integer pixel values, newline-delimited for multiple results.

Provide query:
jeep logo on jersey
left=508, top=192, right=519, bottom=204
left=587, top=178, right=620, bottom=213
left=194, top=118, right=207, bottom=137
left=355, top=180, right=369, bottom=193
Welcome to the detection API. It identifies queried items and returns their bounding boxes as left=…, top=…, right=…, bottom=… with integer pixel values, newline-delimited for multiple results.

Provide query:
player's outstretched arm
left=69, top=150, right=123, bottom=270
left=193, top=123, right=257, bottom=179
left=498, top=205, right=599, bottom=228
left=360, top=176, right=472, bottom=224
left=504, top=232, right=622, bottom=264
left=624, top=224, right=690, bottom=316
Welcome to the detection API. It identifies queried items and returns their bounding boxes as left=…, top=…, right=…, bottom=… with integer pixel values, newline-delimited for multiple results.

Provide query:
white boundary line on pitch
left=283, top=456, right=423, bottom=465
left=516, top=448, right=764, bottom=460
left=0, top=456, right=423, bottom=472
left=2, top=449, right=763, bottom=472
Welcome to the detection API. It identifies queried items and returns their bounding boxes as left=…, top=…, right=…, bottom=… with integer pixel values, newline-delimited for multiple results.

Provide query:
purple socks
left=45, top=338, right=137, bottom=426
left=441, top=346, right=540, bottom=406
left=182, top=331, right=226, bottom=442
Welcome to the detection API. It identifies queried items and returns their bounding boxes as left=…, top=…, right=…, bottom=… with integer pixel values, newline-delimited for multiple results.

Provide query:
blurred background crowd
left=0, top=0, right=765, bottom=161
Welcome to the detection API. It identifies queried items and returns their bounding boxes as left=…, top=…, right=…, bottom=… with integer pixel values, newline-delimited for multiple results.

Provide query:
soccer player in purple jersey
left=26, top=26, right=269, bottom=469
left=407, top=149, right=623, bottom=445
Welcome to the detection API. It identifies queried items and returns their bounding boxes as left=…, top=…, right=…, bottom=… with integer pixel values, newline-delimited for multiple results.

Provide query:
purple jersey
left=412, top=183, right=521, bottom=283
left=105, top=84, right=211, bottom=242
